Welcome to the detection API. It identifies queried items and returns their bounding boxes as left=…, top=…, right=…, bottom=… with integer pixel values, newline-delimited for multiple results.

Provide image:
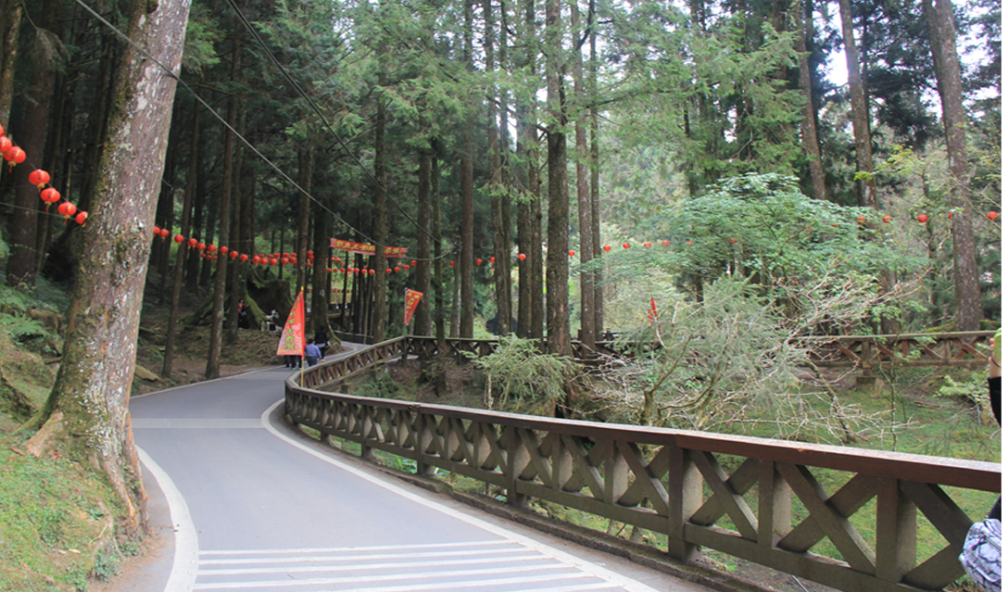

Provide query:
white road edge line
left=261, top=399, right=656, bottom=593
left=138, top=447, right=199, bottom=592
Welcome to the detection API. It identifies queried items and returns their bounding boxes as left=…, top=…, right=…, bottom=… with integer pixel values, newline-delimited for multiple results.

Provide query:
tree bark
left=924, top=0, right=981, bottom=331
left=0, top=0, right=22, bottom=128
left=206, top=34, right=241, bottom=380
left=226, top=106, right=247, bottom=344
left=26, top=0, right=191, bottom=535
left=589, top=4, right=603, bottom=338
left=373, top=94, right=388, bottom=343
left=571, top=0, right=594, bottom=353
left=6, top=0, right=60, bottom=287
left=545, top=0, right=571, bottom=357
left=837, top=0, right=876, bottom=209
left=796, top=0, right=827, bottom=202
left=460, top=0, right=476, bottom=339
left=415, top=151, right=433, bottom=336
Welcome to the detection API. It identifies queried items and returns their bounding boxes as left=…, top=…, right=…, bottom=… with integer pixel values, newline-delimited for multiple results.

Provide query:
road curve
left=130, top=348, right=707, bottom=592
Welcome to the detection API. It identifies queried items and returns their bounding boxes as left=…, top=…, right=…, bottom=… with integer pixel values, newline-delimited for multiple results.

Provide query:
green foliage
left=181, top=3, right=221, bottom=75
left=470, top=336, right=578, bottom=413
left=355, top=370, right=401, bottom=400
left=91, top=546, right=120, bottom=582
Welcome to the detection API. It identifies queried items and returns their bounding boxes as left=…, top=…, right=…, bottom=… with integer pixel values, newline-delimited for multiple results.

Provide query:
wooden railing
left=286, top=336, right=1000, bottom=592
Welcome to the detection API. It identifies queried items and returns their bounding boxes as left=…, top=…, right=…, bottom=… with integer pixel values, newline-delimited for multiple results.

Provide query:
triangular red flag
left=276, top=289, right=306, bottom=355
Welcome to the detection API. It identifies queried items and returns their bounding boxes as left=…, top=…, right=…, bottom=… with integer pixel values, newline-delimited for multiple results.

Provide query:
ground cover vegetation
left=0, top=0, right=998, bottom=588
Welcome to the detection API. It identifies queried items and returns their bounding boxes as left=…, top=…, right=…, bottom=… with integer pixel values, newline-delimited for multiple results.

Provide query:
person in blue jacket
left=304, top=339, right=322, bottom=367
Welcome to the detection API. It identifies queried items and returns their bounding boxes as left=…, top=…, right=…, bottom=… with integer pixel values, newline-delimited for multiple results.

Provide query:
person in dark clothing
left=305, top=339, right=322, bottom=367
left=315, top=326, right=330, bottom=358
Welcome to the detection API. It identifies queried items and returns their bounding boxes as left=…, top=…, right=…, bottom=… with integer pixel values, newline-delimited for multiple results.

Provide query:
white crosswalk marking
left=192, top=541, right=633, bottom=592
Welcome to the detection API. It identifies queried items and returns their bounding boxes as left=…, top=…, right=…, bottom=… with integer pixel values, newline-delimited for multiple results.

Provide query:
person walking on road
left=304, top=339, right=322, bottom=367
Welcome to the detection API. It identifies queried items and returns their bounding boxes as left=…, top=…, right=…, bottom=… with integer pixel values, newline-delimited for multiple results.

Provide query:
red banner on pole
left=403, top=288, right=423, bottom=326
left=276, top=290, right=306, bottom=355
left=331, top=238, right=408, bottom=258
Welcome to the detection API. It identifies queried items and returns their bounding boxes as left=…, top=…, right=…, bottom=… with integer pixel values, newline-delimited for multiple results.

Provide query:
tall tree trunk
left=515, top=0, right=536, bottom=339
left=837, top=0, right=876, bottom=209
left=373, top=95, right=388, bottom=343
left=925, top=0, right=981, bottom=331
left=485, top=0, right=511, bottom=336
left=589, top=4, right=603, bottom=338
left=25, top=0, right=190, bottom=535
left=571, top=0, right=594, bottom=353
left=206, top=34, right=241, bottom=380
left=311, top=190, right=330, bottom=342
left=796, top=0, right=826, bottom=201
left=431, top=143, right=447, bottom=393
left=163, top=97, right=200, bottom=379
left=6, top=0, right=60, bottom=287
left=226, top=106, right=247, bottom=344
left=460, top=0, right=476, bottom=339
left=415, top=151, right=433, bottom=336
left=545, top=0, right=570, bottom=357
left=296, top=146, right=313, bottom=309
left=0, top=0, right=22, bottom=128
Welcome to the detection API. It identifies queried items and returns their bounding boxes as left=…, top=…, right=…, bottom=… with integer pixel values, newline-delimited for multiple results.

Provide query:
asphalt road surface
left=129, top=350, right=709, bottom=592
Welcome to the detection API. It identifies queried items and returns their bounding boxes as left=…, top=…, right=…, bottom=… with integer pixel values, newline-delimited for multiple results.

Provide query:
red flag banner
left=647, top=297, right=658, bottom=324
left=403, top=288, right=423, bottom=326
left=276, top=290, right=306, bottom=355
left=331, top=238, right=408, bottom=258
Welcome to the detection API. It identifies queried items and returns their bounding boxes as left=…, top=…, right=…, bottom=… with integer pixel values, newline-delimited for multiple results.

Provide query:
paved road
left=130, top=353, right=708, bottom=592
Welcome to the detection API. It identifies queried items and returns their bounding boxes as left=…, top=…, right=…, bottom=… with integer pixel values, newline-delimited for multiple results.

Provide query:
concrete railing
left=286, top=336, right=999, bottom=591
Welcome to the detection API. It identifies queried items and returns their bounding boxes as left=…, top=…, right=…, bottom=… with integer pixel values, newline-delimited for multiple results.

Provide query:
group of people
left=283, top=326, right=330, bottom=369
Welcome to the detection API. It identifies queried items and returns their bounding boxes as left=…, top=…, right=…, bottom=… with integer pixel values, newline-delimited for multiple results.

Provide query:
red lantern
left=368, top=269, right=375, bottom=275
left=449, top=261, right=455, bottom=267
left=856, top=216, right=867, bottom=223
left=988, top=211, right=1000, bottom=221
left=307, top=250, right=314, bottom=259
left=882, top=215, right=892, bottom=224
left=270, top=258, right=278, bottom=265
left=57, top=202, right=77, bottom=217
left=916, top=214, right=928, bottom=223
left=643, top=242, right=651, bottom=248
left=603, top=245, right=611, bottom=252
left=489, top=257, right=495, bottom=264
left=475, top=258, right=483, bottom=266
left=174, top=234, right=185, bottom=244
left=403, top=264, right=410, bottom=270
left=229, top=251, right=239, bottom=259
left=393, top=267, right=399, bottom=273
left=220, top=246, right=229, bottom=255
left=29, top=169, right=50, bottom=188
left=75, top=211, right=88, bottom=225
left=160, top=228, right=170, bottom=238
left=661, top=240, right=670, bottom=246
left=411, top=260, right=417, bottom=266
left=4, top=146, right=25, bottom=165
left=240, top=254, right=249, bottom=262
left=623, top=243, right=630, bottom=249
left=187, top=238, right=197, bottom=247
left=0, top=124, right=4, bottom=135
left=326, top=267, right=332, bottom=273
left=569, top=250, right=576, bottom=257
left=153, top=225, right=161, bottom=236
left=387, top=268, right=393, bottom=274
left=252, top=256, right=261, bottom=264
left=0, top=136, right=11, bottom=153
left=948, top=212, right=954, bottom=219
left=518, top=253, right=526, bottom=261
left=197, top=242, right=206, bottom=251
left=207, top=244, right=216, bottom=252
left=40, top=187, right=60, bottom=206
left=280, top=257, right=289, bottom=264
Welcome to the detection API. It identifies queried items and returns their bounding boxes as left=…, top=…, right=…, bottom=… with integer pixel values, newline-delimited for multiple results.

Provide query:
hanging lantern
left=394, top=267, right=401, bottom=273
left=568, top=250, right=575, bottom=256
left=280, top=257, right=289, bottom=264
left=307, top=250, right=314, bottom=259
left=40, top=187, right=60, bottom=208
left=518, top=253, right=526, bottom=261
left=197, top=242, right=206, bottom=251
left=489, top=257, right=495, bottom=264
left=623, top=243, right=630, bottom=249
left=916, top=214, right=928, bottom=223
left=368, top=269, right=374, bottom=275
left=403, top=264, right=410, bottom=270
left=239, top=254, right=248, bottom=262
left=686, top=240, right=693, bottom=245
left=856, top=216, right=866, bottom=223
left=948, top=212, right=954, bottom=219
left=326, top=267, right=332, bottom=273
left=252, top=256, right=261, bottom=264
left=220, top=246, right=229, bottom=255
left=661, top=240, right=670, bottom=246
left=75, top=211, right=88, bottom=225
left=386, top=268, right=392, bottom=274
left=411, top=260, right=417, bottom=266
left=0, top=136, right=11, bottom=153
left=29, top=169, right=50, bottom=189
left=4, top=146, right=25, bottom=166
left=603, top=245, right=611, bottom=252
left=57, top=202, right=77, bottom=218
left=882, top=215, right=892, bottom=224
left=160, top=228, right=170, bottom=238
left=187, top=238, right=198, bottom=247
left=207, top=244, right=216, bottom=252
left=229, top=251, right=239, bottom=259
left=475, top=258, right=482, bottom=266
left=270, top=258, right=278, bottom=265
left=174, top=234, right=185, bottom=244
left=449, top=261, right=455, bottom=267
left=153, top=225, right=161, bottom=236
left=989, top=211, right=999, bottom=221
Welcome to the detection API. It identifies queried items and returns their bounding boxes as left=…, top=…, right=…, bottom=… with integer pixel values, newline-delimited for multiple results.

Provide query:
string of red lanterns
left=1, top=123, right=88, bottom=226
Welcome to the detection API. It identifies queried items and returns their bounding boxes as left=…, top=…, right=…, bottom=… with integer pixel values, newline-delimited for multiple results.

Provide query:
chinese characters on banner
left=276, top=289, right=306, bottom=356
left=330, top=238, right=408, bottom=258
left=403, top=289, right=423, bottom=326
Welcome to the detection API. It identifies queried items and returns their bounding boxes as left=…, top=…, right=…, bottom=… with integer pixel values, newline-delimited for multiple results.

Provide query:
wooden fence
left=287, top=336, right=1000, bottom=592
